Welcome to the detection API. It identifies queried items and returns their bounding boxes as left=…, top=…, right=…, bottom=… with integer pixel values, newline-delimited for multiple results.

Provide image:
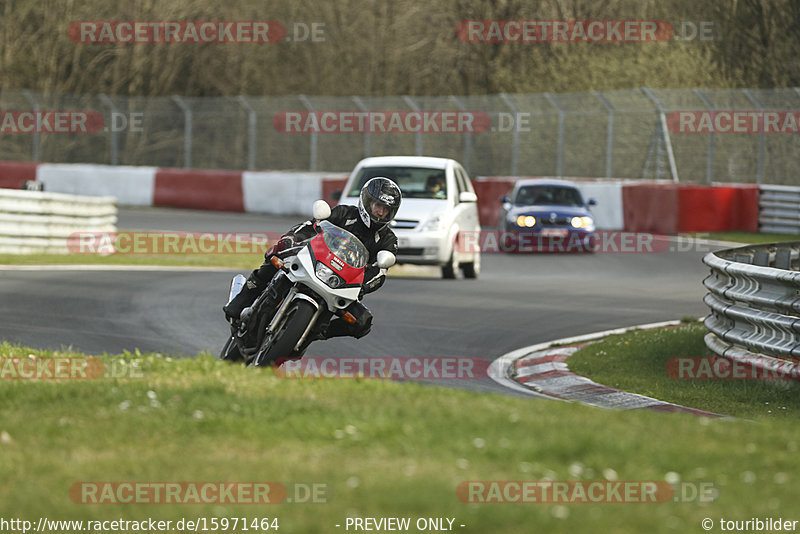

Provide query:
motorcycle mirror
left=376, top=250, right=396, bottom=269
left=312, top=200, right=331, bottom=221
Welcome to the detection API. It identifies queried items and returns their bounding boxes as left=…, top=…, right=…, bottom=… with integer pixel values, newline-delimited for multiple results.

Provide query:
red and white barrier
left=0, top=161, right=761, bottom=232
left=37, top=164, right=157, bottom=206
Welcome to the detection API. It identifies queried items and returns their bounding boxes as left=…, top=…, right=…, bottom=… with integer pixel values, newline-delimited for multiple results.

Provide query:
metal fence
left=2, top=87, right=799, bottom=184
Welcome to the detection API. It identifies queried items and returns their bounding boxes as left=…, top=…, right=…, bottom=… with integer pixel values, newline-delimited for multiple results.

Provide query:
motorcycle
left=219, top=200, right=396, bottom=367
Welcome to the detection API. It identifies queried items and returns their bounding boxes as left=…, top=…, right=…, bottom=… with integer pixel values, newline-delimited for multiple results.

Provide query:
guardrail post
left=642, top=87, right=679, bottom=182
left=499, top=93, right=520, bottom=177
left=298, top=95, right=318, bottom=171
left=22, top=90, right=41, bottom=162
left=544, top=93, right=565, bottom=177
left=743, top=89, right=766, bottom=185
left=171, top=96, right=193, bottom=168
left=402, top=96, right=424, bottom=157
left=352, top=96, right=371, bottom=157
left=593, top=91, right=615, bottom=179
left=99, top=94, right=119, bottom=165
left=694, top=89, right=715, bottom=185
left=449, top=95, right=472, bottom=175
left=236, top=96, right=257, bottom=170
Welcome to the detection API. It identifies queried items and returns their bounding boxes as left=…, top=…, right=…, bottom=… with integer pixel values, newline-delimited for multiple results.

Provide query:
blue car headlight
left=515, top=215, right=536, bottom=228
left=570, top=216, right=595, bottom=231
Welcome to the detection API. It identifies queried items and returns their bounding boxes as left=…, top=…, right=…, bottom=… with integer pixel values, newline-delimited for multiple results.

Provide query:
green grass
left=2, top=341, right=800, bottom=533
left=0, top=251, right=255, bottom=269
left=567, top=322, right=800, bottom=420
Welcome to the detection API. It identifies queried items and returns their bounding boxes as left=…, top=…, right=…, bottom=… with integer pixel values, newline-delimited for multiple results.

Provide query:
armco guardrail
left=0, top=188, right=117, bottom=254
left=759, top=185, right=800, bottom=234
left=703, top=242, right=800, bottom=376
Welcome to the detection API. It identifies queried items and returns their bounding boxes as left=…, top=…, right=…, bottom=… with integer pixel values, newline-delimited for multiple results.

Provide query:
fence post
left=543, top=93, right=565, bottom=177
left=593, top=91, right=615, bottom=179
left=642, top=87, right=679, bottom=182
left=99, top=94, right=119, bottom=165
left=402, top=96, right=424, bottom=156
left=237, top=96, right=257, bottom=170
left=449, top=95, right=472, bottom=175
left=743, top=89, right=766, bottom=185
left=21, top=90, right=41, bottom=162
left=171, top=96, right=192, bottom=168
left=499, top=93, right=519, bottom=177
left=694, top=89, right=715, bottom=185
left=352, top=96, right=371, bottom=157
left=298, top=95, right=317, bottom=171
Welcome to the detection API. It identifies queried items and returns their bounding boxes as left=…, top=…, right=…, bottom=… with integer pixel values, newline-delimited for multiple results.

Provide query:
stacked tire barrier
left=703, top=242, right=800, bottom=378
left=759, top=185, right=800, bottom=234
left=0, top=188, right=117, bottom=254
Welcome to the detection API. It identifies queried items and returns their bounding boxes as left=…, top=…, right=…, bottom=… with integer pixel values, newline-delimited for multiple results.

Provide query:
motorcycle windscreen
left=317, top=220, right=369, bottom=268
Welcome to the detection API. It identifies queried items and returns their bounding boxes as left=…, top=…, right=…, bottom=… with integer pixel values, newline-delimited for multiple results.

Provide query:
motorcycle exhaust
left=227, top=274, right=247, bottom=304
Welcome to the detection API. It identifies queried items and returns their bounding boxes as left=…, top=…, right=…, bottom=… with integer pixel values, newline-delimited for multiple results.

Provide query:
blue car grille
left=541, top=215, right=571, bottom=226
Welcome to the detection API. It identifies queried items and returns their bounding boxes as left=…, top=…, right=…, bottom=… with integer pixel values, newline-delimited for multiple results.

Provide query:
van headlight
left=315, top=263, right=344, bottom=288
left=420, top=215, right=446, bottom=231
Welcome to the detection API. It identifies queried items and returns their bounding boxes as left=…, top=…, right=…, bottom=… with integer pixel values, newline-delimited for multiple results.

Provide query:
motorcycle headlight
left=315, top=263, right=344, bottom=288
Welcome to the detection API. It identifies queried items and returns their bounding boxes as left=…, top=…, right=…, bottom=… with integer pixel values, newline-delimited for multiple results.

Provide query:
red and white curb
left=489, top=320, right=725, bottom=417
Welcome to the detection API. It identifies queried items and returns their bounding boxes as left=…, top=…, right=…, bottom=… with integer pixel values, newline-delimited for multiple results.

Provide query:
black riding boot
left=223, top=260, right=283, bottom=321
left=223, top=273, right=265, bottom=321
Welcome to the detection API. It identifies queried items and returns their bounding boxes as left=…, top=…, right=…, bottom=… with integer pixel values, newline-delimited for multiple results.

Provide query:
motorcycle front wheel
left=219, top=335, right=244, bottom=363
left=253, top=300, right=317, bottom=367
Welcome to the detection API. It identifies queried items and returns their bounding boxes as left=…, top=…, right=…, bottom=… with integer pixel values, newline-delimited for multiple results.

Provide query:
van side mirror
left=313, top=200, right=331, bottom=221
left=587, top=198, right=598, bottom=206
left=459, top=191, right=478, bottom=203
left=500, top=194, right=510, bottom=204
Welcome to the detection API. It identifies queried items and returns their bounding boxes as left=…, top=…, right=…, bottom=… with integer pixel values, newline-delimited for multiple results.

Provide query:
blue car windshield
left=515, top=185, right=584, bottom=207
left=318, top=220, right=369, bottom=268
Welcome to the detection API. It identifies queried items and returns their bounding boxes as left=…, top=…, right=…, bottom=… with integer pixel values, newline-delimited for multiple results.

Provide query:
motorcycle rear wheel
left=253, top=300, right=317, bottom=367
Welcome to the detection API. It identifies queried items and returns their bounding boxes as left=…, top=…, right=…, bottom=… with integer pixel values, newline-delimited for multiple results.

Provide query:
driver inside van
left=424, top=173, right=446, bottom=199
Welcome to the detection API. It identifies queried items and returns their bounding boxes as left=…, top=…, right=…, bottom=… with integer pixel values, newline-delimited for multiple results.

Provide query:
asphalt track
left=0, top=207, right=719, bottom=398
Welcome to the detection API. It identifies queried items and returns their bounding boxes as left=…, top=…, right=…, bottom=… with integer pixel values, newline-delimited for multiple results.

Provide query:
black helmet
left=358, top=177, right=402, bottom=229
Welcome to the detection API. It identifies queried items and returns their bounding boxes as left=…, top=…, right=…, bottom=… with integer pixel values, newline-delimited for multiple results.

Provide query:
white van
left=335, top=156, right=481, bottom=279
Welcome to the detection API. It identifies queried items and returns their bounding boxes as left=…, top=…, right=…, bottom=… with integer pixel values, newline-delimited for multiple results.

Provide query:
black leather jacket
left=286, top=204, right=399, bottom=295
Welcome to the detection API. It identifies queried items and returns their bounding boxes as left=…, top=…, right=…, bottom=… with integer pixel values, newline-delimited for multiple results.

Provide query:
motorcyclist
left=223, top=176, right=401, bottom=345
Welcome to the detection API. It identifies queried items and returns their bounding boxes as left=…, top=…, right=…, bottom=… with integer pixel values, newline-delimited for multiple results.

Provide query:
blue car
left=499, top=179, right=597, bottom=253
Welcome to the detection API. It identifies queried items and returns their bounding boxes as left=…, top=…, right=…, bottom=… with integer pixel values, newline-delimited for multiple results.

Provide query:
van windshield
left=348, top=166, right=447, bottom=200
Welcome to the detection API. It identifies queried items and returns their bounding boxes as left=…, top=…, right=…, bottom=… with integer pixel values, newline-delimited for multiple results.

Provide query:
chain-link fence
left=2, top=87, right=798, bottom=184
